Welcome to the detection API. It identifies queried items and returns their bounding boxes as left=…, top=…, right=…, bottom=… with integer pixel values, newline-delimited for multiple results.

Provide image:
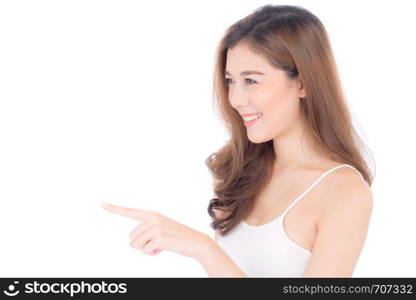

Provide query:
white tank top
left=217, top=164, right=364, bottom=277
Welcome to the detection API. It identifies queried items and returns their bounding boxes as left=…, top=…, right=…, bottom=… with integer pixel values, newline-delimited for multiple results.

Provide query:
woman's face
left=225, top=42, right=306, bottom=143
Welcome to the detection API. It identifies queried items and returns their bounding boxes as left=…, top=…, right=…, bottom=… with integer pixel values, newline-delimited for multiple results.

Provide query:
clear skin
left=225, top=41, right=331, bottom=171
left=101, top=42, right=373, bottom=277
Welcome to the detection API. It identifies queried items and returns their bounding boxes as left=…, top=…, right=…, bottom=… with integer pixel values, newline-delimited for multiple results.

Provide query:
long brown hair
left=205, top=4, right=375, bottom=236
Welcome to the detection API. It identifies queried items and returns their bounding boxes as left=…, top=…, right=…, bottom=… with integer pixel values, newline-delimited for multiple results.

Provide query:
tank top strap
left=279, top=164, right=363, bottom=220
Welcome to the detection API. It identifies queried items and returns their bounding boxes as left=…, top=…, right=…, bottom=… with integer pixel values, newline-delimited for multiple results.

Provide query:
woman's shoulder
left=325, top=163, right=369, bottom=191
left=318, top=162, right=373, bottom=222
left=298, top=160, right=372, bottom=214
left=291, top=160, right=366, bottom=186
left=303, top=163, right=374, bottom=277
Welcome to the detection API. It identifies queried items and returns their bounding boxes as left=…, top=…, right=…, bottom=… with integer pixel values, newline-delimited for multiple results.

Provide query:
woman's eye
left=224, top=78, right=257, bottom=85
left=245, top=78, right=257, bottom=84
left=224, top=78, right=233, bottom=85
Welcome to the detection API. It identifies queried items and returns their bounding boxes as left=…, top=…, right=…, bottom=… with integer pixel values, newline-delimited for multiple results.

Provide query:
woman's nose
left=229, top=87, right=249, bottom=109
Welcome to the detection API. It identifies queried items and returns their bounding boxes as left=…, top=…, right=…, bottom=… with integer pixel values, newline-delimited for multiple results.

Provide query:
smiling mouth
left=243, top=114, right=262, bottom=127
left=242, top=113, right=263, bottom=122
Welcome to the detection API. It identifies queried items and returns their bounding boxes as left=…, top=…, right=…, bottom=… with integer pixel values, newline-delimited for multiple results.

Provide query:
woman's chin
left=247, top=133, right=268, bottom=144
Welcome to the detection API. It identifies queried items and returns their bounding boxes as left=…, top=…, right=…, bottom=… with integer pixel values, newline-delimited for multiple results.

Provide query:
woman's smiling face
left=225, top=42, right=306, bottom=143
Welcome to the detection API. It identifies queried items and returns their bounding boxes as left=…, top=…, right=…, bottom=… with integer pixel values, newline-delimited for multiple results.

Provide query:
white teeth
left=243, top=114, right=262, bottom=122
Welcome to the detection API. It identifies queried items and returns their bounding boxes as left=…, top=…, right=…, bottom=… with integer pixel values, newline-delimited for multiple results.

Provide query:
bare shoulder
left=322, top=165, right=373, bottom=220
left=303, top=165, right=374, bottom=277
left=330, top=166, right=371, bottom=198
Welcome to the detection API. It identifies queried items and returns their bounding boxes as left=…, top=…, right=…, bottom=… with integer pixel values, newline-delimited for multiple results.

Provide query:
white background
left=0, top=0, right=414, bottom=277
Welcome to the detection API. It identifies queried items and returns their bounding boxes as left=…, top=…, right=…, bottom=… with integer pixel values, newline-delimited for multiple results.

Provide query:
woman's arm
left=303, top=173, right=373, bottom=277
left=195, top=236, right=247, bottom=277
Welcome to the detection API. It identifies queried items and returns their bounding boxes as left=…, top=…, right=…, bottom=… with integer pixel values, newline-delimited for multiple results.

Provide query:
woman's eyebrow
left=225, top=70, right=266, bottom=76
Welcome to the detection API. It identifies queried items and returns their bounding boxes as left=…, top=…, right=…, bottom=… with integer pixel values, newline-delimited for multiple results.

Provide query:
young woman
left=103, top=4, right=374, bottom=277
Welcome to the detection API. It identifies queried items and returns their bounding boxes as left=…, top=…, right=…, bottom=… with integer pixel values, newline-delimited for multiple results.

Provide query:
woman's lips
left=244, top=115, right=262, bottom=127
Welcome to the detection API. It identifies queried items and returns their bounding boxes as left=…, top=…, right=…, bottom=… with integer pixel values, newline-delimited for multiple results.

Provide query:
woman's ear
left=297, top=78, right=306, bottom=99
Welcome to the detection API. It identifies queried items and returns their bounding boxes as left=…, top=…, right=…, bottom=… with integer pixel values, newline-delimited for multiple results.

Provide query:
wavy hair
left=205, top=4, right=375, bottom=236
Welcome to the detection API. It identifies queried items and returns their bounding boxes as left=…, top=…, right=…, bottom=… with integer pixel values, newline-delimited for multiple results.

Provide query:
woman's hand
left=102, top=203, right=211, bottom=259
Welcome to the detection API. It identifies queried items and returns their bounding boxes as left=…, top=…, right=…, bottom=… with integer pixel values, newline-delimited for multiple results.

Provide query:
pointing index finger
left=102, top=203, right=148, bottom=221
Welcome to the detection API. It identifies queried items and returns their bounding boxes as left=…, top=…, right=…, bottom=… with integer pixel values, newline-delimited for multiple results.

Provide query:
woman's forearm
left=195, top=236, right=247, bottom=277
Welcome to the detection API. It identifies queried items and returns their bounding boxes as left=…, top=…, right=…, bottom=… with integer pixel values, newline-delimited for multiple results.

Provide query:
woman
left=103, top=4, right=374, bottom=277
